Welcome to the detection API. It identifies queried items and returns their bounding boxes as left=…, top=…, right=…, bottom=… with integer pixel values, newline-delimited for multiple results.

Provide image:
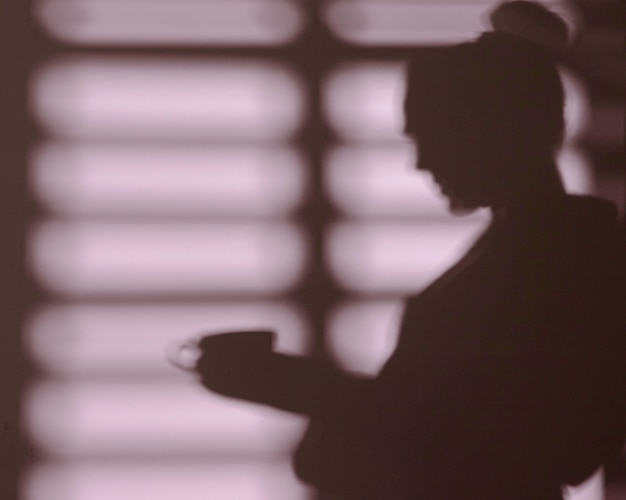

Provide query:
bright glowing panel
left=557, top=148, right=594, bottom=195
left=26, top=302, right=309, bottom=375
left=328, top=219, right=490, bottom=294
left=29, top=221, right=308, bottom=296
left=324, top=62, right=405, bottom=142
left=34, top=0, right=304, bottom=46
left=323, top=1, right=580, bottom=46
left=31, top=143, right=308, bottom=216
left=24, top=461, right=311, bottom=500
left=32, top=58, right=305, bottom=141
left=325, top=145, right=593, bottom=217
left=325, top=144, right=453, bottom=217
left=24, top=380, right=307, bottom=456
left=324, top=3, right=486, bottom=45
left=560, top=69, right=591, bottom=142
left=327, top=300, right=403, bottom=376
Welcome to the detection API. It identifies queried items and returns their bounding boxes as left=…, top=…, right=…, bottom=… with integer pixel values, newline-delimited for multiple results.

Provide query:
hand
left=194, top=330, right=275, bottom=399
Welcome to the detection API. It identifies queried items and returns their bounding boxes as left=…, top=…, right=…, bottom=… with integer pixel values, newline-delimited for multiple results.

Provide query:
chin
left=447, top=197, right=480, bottom=216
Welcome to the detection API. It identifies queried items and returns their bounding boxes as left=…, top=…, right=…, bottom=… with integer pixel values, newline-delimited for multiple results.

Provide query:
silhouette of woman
left=193, top=2, right=626, bottom=499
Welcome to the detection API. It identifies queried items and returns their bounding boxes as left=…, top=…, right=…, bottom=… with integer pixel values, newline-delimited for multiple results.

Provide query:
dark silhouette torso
left=295, top=195, right=625, bottom=500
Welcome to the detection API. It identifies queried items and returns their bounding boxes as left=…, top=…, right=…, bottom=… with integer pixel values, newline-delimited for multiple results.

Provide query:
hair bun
left=488, top=1, right=571, bottom=50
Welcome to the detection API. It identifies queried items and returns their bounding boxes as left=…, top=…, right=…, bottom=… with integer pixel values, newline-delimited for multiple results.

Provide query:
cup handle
left=167, top=339, right=201, bottom=372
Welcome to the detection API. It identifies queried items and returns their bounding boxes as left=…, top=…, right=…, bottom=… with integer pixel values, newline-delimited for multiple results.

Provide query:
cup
left=198, top=330, right=275, bottom=353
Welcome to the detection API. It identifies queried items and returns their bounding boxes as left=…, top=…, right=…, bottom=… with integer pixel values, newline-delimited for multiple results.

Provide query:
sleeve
left=197, top=348, right=375, bottom=418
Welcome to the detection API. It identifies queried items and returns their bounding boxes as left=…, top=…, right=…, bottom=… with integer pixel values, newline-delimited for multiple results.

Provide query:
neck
left=492, top=156, right=567, bottom=217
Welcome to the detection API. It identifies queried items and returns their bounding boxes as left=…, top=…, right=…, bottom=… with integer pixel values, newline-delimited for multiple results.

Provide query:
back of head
left=405, top=1, right=570, bottom=157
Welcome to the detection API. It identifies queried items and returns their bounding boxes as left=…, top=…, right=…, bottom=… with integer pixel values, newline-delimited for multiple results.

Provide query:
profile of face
left=403, top=95, right=494, bottom=215
left=403, top=40, right=566, bottom=215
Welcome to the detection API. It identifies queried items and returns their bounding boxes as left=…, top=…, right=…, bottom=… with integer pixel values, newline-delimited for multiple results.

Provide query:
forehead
left=402, top=87, right=426, bottom=134
left=402, top=88, right=442, bottom=136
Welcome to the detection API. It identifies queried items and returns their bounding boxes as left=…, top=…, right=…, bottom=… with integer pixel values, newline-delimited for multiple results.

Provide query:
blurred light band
left=557, top=148, right=595, bottom=194
left=327, top=219, right=490, bottom=294
left=31, top=143, right=308, bottom=217
left=24, top=461, right=311, bottom=500
left=324, top=62, right=406, bottom=142
left=26, top=302, right=309, bottom=375
left=327, top=300, right=403, bottom=376
left=34, top=0, right=304, bottom=46
left=325, top=144, right=450, bottom=218
left=29, top=221, right=308, bottom=296
left=324, top=3, right=486, bottom=45
left=560, top=69, right=592, bottom=142
left=32, top=58, right=305, bottom=141
left=325, top=145, right=594, bottom=218
left=24, top=380, right=307, bottom=457
left=324, top=62, right=589, bottom=143
left=323, top=1, right=579, bottom=46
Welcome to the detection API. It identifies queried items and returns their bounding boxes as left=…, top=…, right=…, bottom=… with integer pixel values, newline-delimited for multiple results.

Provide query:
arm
left=196, top=349, right=374, bottom=418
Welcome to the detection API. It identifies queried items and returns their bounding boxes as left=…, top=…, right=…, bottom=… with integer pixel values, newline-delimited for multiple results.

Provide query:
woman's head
left=404, top=1, right=569, bottom=212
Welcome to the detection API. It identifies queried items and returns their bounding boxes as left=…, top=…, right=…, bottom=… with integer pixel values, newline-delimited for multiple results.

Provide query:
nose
left=408, top=146, right=426, bottom=173
left=415, top=153, right=431, bottom=174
